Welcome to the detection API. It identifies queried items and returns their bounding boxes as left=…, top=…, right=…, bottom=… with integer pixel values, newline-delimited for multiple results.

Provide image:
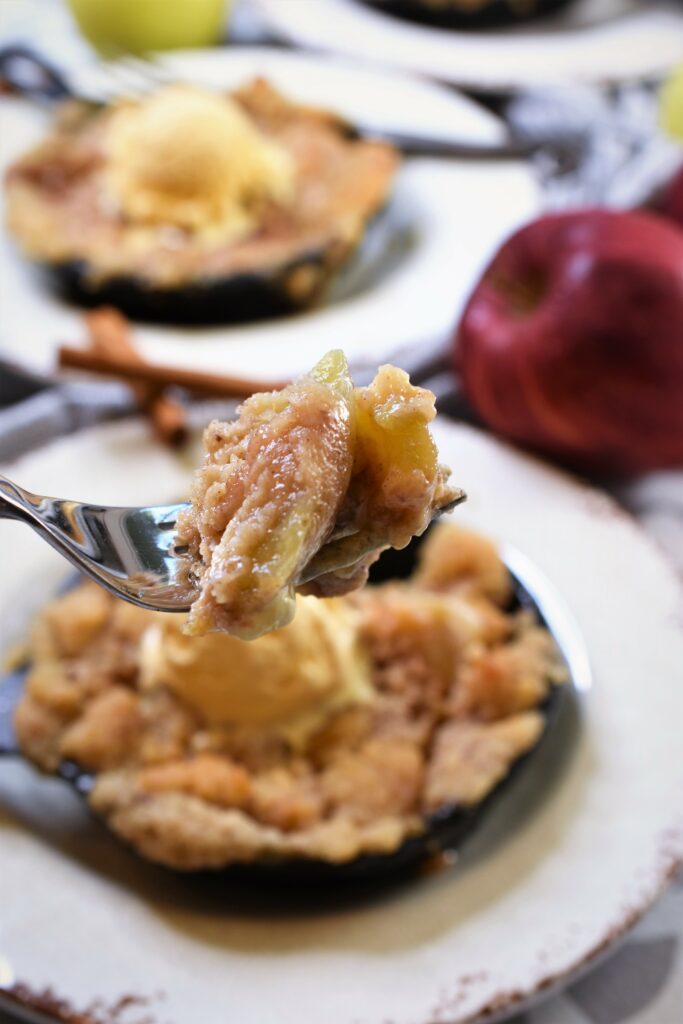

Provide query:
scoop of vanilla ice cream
left=106, top=84, right=293, bottom=231
left=140, top=595, right=372, bottom=745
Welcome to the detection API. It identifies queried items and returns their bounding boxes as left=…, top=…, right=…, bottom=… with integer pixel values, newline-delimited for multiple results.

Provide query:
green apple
left=660, top=62, right=683, bottom=141
left=67, top=0, right=229, bottom=55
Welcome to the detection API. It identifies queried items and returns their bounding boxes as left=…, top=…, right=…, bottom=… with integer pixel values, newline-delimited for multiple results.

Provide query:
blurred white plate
left=254, top=0, right=683, bottom=92
left=0, top=418, right=681, bottom=1024
left=0, top=46, right=538, bottom=383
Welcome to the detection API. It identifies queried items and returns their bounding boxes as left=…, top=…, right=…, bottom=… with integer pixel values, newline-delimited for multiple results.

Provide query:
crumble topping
left=14, top=524, right=565, bottom=870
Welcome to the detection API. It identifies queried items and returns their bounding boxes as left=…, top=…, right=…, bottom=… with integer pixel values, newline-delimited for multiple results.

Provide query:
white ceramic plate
left=0, top=46, right=538, bottom=382
left=0, top=417, right=681, bottom=1024
left=254, top=0, right=683, bottom=92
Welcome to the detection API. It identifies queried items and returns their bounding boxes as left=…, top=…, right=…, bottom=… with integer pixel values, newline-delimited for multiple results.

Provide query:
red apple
left=456, top=208, right=683, bottom=476
left=660, top=163, right=683, bottom=228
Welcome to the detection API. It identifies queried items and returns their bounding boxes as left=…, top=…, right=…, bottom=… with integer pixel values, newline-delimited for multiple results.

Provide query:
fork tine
left=121, top=54, right=175, bottom=88
left=102, top=58, right=156, bottom=100
left=100, top=55, right=178, bottom=103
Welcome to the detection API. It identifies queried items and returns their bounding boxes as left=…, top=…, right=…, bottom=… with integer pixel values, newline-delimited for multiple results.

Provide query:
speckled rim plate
left=0, top=46, right=538, bottom=382
left=0, top=417, right=682, bottom=1024
left=253, top=0, right=683, bottom=92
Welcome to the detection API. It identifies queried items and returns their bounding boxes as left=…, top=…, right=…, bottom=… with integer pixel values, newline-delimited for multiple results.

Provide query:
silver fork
left=88, top=52, right=174, bottom=101
left=0, top=45, right=170, bottom=104
left=0, top=476, right=196, bottom=612
left=0, top=476, right=467, bottom=613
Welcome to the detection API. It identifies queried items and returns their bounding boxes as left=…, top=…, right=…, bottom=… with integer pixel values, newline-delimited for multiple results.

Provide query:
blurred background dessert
left=3, top=73, right=398, bottom=323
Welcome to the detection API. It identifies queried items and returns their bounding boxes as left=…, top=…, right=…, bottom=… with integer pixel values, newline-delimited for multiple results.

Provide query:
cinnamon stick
left=59, top=343, right=288, bottom=399
left=85, top=308, right=188, bottom=446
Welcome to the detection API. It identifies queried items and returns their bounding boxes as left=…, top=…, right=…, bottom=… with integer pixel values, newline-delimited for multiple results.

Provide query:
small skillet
left=0, top=532, right=588, bottom=883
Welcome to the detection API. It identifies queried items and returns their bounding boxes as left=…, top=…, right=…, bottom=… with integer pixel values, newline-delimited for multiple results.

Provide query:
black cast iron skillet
left=359, top=0, right=577, bottom=30
left=0, top=528, right=588, bottom=882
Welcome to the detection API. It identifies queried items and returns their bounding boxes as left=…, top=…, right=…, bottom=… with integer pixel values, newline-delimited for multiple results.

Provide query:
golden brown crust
left=59, top=688, right=143, bottom=772
left=414, top=522, right=512, bottom=603
left=424, top=713, right=544, bottom=811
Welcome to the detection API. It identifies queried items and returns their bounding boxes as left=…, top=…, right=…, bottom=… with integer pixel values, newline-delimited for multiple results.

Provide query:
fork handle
left=357, top=127, right=538, bottom=161
left=0, top=475, right=41, bottom=523
left=0, top=45, right=73, bottom=104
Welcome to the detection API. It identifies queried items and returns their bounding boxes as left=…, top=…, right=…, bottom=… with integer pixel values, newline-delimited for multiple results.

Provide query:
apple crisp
left=5, top=78, right=397, bottom=299
left=176, top=351, right=458, bottom=639
left=14, top=524, right=565, bottom=870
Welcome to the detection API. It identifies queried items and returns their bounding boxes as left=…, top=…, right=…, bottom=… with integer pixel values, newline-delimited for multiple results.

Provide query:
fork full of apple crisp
left=176, top=351, right=460, bottom=639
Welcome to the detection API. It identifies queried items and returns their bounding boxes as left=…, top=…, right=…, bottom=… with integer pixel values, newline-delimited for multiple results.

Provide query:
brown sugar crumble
left=14, top=523, right=565, bottom=870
